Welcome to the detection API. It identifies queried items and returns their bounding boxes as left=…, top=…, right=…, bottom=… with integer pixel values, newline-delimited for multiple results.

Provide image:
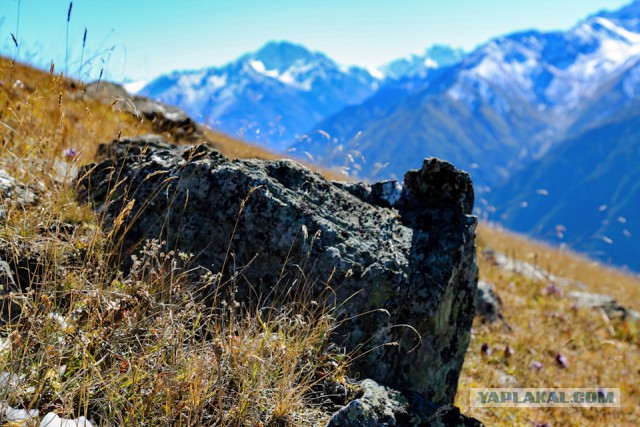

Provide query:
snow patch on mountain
left=595, top=0, right=640, bottom=32
left=381, top=44, right=466, bottom=79
left=249, top=60, right=268, bottom=74
left=366, top=66, right=385, bottom=80
left=123, top=80, right=148, bottom=94
left=207, top=74, right=228, bottom=89
left=592, top=16, right=640, bottom=43
left=444, top=13, right=640, bottom=116
left=545, top=17, right=640, bottom=108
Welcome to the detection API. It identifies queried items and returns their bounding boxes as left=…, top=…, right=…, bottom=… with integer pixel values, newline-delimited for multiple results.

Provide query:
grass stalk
left=14, top=0, right=21, bottom=62
left=65, top=2, right=73, bottom=76
left=79, top=27, right=87, bottom=80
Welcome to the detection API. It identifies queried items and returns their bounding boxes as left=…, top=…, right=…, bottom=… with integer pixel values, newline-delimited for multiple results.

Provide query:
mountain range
left=134, top=42, right=470, bottom=153
left=131, top=0, right=640, bottom=271
left=136, top=41, right=381, bottom=151
left=293, top=1, right=640, bottom=186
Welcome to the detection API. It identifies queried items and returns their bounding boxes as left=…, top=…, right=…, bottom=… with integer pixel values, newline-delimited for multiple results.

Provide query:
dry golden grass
left=455, top=224, right=640, bottom=426
left=201, top=127, right=347, bottom=181
left=202, top=127, right=281, bottom=161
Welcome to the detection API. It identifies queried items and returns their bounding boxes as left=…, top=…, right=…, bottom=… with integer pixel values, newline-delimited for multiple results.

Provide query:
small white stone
left=41, top=413, right=94, bottom=427
left=1, top=403, right=39, bottom=421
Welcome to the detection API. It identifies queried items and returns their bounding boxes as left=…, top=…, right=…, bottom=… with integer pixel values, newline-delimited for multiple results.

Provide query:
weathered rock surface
left=77, top=136, right=479, bottom=404
left=326, top=379, right=484, bottom=427
left=0, top=259, right=19, bottom=324
left=0, top=169, right=42, bottom=322
left=474, top=280, right=502, bottom=324
left=568, top=291, right=640, bottom=322
left=482, top=248, right=589, bottom=291
left=0, top=237, right=52, bottom=325
left=0, top=169, right=38, bottom=209
left=327, top=379, right=411, bottom=426
left=83, top=82, right=201, bottom=141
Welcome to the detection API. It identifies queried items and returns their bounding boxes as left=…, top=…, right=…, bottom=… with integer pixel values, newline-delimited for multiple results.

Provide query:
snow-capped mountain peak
left=595, top=0, right=640, bottom=32
left=445, top=9, right=640, bottom=118
left=234, top=41, right=382, bottom=92
left=251, top=41, right=319, bottom=73
left=381, top=44, right=466, bottom=80
left=136, top=41, right=381, bottom=151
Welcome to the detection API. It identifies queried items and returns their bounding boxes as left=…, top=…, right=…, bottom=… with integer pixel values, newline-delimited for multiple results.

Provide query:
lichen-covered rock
left=0, top=169, right=38, bottom=208
left=326, top=379, right=411, bottom=426
left=475, top=280, right=502, bottom=324
left=326, top=379, right=484, bottom=427
left=77, top=136, right=478, bottom=404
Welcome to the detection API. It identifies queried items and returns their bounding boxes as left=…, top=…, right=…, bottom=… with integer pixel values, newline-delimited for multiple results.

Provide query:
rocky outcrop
left=481, top=248, right=585, bottom=289
left=77, top=136, right=479, bottom=404
left=0, top=169, right=38, bottom=209
left=326, top=379, right=484, bottom=426
left=327, top=379, right=411, bottom=427
left=83, top=81, right=201, bottom=141
left=474, top=280, right=502, bottom=324
left=0, top=170, right=42, bottom=323
left=568, top=291, right=640, bottom=322
left=0, top=237, right=53, bottom=325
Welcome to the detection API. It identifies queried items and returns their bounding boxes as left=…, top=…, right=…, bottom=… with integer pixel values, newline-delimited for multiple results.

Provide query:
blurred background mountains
left=4, top=0, right=640, bottom=272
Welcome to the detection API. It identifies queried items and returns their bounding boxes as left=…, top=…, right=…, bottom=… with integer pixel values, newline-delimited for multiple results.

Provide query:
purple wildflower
left=555, top=353, right=568, bottom=368
left=63, top=148, right=79, bottom=158
left=545, top=283, right=563, bottom=297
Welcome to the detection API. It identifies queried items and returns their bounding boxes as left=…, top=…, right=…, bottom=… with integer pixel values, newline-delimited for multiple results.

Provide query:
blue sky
left=0, top=0, right=632, bottom=82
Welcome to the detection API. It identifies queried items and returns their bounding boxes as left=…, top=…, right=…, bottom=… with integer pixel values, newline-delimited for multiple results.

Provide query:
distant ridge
left=487, top=105, right=640, bottom=272
left=293, top=0, right=640, bottom=187
left=136, top=41, right=380, bottom=151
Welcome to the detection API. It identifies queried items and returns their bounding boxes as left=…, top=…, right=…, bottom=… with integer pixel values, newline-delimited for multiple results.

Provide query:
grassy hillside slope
left=457, top=224, right=640, bottom=426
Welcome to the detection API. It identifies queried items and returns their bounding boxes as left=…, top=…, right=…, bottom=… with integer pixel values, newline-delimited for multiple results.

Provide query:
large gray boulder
left=77, top=136, right=478, bottom=404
